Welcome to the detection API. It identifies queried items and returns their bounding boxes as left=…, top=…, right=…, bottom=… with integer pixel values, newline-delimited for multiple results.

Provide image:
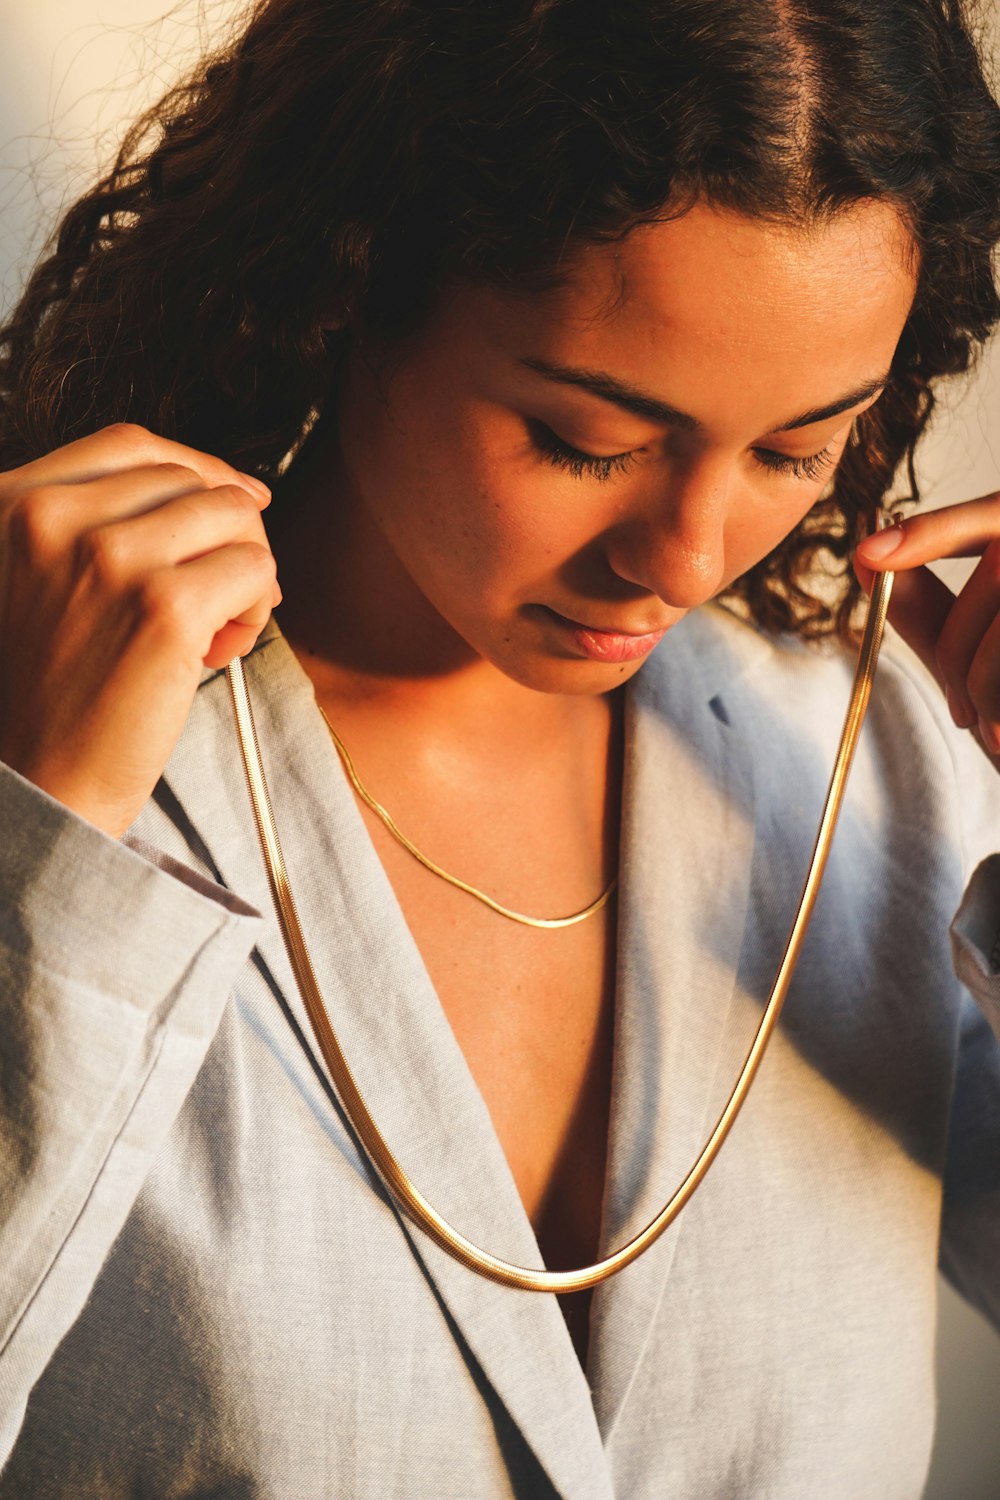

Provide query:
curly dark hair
left=1, top=0, right=999, bottom=639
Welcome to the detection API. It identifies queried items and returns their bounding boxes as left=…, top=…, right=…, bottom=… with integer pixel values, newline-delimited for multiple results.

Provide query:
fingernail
left=240, top=471, right=271, bottom=501
left=856, top=526, right=904, bottom=562
left=946, top=686, right=976, bottom=730
left=978, top=716, right=1000, bottom=755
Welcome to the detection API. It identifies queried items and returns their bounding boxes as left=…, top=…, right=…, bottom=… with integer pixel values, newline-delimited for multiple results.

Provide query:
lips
left=541, top=606, right=672, bottom=664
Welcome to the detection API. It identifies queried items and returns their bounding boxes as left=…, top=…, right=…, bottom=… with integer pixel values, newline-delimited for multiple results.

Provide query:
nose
left=607, top=458, right=730, bottom=611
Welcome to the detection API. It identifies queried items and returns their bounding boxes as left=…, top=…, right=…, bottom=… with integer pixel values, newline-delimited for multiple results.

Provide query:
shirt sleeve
left=937, top=972, right=1000, bottom=1333
left=938, top=712, right=1000, bottom=1333
left=875, top=640, right=1000, bottom=1331
left=0, top=762, right=262, bottom=1469
left=941, top=860, right=1000, bottom=1331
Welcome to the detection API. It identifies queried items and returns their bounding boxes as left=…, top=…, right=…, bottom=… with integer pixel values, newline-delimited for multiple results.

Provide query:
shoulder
left=642, top=598, right=960, bottom=750
left=637, top=601, right=999, bottom=877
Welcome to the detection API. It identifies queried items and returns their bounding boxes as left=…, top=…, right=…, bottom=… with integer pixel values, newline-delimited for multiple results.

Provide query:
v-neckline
left=315, top=664, right=627, bottom=1280
left=311, top=661, right=628, bottom=1318
left=158, top=606, right=762, bottom=1486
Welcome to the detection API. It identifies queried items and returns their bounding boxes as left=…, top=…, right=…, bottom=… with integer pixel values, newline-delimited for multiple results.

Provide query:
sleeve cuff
left=0, top=761, right=261, bottom=1015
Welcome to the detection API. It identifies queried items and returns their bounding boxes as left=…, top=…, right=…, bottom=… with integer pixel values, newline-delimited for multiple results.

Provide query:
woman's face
left=330, top=200, right=916, bottom=694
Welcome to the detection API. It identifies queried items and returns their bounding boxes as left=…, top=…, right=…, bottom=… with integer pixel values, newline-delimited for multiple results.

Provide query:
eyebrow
left=519, top=355, right=888, bottom=435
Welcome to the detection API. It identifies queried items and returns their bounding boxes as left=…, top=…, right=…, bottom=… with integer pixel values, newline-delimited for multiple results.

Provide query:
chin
left=487, top=645, right=650, bottom=696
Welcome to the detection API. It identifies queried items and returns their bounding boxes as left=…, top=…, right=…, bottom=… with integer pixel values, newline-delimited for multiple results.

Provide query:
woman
left=1, top=0, right=999, bottom=1494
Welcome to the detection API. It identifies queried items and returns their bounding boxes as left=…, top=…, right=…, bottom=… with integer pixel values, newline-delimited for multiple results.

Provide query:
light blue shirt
left=1, top=604, right=999, bottom=1497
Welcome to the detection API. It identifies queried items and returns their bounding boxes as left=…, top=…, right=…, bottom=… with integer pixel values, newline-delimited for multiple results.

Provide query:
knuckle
left=102, top=421, right=152, bottom=452
left=213, top=482, right=258, bottom=517
left=135, top=574, right=191, bottom=641
left=967, top=655, right=997, bottom=714
left=103, top=420, right=150, bottom=442
left=5, top=487, right=65, bottom=563
left=245, top=539, right=278, bottom=578
left=78, top=524, right=128, bottom=587
left=156, top=461, right=201, bottom=487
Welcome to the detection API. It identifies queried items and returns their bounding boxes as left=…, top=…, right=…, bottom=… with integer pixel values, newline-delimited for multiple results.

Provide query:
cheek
left=402, top=421, right=594, bottom=577
left=723, top=485, right=827, bottom=581
left=353, top=409, right=552, bottom=596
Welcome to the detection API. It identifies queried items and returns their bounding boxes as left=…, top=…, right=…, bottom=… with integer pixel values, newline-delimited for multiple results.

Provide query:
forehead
left=390, top=201, right=917, bottom=440
left=534, top=200, right=916, bottom=384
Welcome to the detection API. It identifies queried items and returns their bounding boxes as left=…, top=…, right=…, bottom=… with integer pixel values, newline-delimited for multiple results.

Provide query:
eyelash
left=528, top=421, right=639, bottom=481
left=752, top=446, right=837, bottom=484
left=528, top=421, right=837, bottom=486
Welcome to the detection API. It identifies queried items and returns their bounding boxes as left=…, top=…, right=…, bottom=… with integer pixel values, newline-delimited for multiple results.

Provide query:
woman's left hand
left=854, top=493, right=1000, bottom=766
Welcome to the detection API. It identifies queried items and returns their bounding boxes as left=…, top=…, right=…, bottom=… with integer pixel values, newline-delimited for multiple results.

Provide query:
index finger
left=854, top=492, right=1000, bottom=570
left=2, top=423, right=271, bottom=504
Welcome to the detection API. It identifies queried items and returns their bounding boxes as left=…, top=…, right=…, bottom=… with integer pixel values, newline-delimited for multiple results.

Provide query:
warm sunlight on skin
left=277, top=200, right=917, bottom=701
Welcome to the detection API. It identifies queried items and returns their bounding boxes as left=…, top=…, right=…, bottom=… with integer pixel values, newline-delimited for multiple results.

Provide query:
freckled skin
left=266, top=204, right=918, bottom=1346
left=275, top=200, right=916, bottom=708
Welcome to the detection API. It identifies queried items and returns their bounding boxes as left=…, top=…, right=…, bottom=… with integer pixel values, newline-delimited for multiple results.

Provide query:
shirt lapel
left=159, top=625, right=615, bottom=1500
left=586, top=609, right=764, bottom=1442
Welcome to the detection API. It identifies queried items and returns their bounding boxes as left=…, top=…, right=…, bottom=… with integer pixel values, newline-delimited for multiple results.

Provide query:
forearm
left=0, top=763, right=260, bottom=1467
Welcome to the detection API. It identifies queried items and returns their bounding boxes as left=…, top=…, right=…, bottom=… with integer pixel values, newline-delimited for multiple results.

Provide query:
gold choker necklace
left=318, top=706, right=617, bottom=930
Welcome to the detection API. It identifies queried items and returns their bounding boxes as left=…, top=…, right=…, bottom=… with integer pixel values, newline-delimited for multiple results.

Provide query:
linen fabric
left=1, top=603, right=999, bottom=1499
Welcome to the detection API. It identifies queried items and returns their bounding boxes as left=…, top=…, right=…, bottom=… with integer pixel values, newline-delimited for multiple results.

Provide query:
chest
left=313, top=682, right=623, bottom=1258
left=364, top=835, right=618, bottom=1363
left=363, top=816, right=618, bottom=1253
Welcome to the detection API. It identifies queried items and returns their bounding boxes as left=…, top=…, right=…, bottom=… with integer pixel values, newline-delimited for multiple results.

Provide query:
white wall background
left=1, top=3, right=999, bottom=1495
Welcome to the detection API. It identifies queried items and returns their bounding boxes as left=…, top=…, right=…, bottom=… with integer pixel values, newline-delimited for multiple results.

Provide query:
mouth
left=539, top=606, right=673, bottom=664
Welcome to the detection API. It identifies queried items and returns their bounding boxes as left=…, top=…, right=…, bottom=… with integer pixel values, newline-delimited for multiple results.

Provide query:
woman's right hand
left=0, top=423, right=280, bottom=838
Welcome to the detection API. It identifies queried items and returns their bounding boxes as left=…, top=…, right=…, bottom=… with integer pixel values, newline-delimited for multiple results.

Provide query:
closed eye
left=753, top=446, right=837, bottom=483
left=529, top=418, right=837, bottom=487
left=527, top=420, right=639, bottom=481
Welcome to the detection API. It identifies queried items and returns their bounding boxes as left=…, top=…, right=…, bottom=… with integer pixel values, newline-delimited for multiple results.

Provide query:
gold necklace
left=227, top=559, right=893, bottom=1292
left=317, top=706, right=617, bottom=930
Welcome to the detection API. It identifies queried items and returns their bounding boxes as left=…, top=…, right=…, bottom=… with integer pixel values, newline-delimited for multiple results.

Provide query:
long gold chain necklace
left=227, top=559, right=894, bottom=1293
left=317, top=706, right=617, bottom=929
